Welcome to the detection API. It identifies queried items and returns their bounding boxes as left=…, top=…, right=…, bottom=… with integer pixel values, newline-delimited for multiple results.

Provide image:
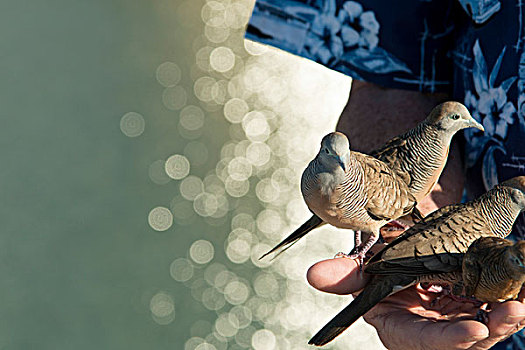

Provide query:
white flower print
left=338, top=5, right=379, bottom=50
left=463, top=39, right=517, bottom=190
left=341, top=25, right=359, bottom=47
left=359, top=11, right=380, bottom=34
left=331, top=1, right=410, bottom=74
left=359, top=28, right=379, bottom=50
left=247, top=0, right=411, bottom=75
left=464, top=40, right=517, bottom=140
left=306, top=13, right=343, bottom=64
left=340, top=1, right=362, bottom=22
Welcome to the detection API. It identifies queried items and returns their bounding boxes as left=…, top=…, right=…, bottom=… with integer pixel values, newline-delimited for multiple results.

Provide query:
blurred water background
left=1, top=0, right=386, bottom=349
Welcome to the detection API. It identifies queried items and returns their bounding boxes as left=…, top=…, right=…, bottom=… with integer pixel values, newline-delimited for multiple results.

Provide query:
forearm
left=336, top=80, right=464, bottom=214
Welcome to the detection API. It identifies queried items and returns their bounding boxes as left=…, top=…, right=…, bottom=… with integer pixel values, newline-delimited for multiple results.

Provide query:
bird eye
left=450, top=114, right=460, bottom=120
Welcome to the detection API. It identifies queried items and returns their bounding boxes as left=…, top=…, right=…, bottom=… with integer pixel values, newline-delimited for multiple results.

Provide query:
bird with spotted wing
left=309, top=176, right=525, bottom=346
left=269, top=132, right=422, bottom=262
left=261, top=102, right=483, bottom=260
left=451, top=236, right=525, bottom=321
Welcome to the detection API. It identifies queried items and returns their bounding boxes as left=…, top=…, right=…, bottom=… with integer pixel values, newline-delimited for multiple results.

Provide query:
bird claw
left=475, top=308, right=490, bottom=324
left=334, top=251, right=365, bottom=271
left=347, top=250, right=367, bottom=271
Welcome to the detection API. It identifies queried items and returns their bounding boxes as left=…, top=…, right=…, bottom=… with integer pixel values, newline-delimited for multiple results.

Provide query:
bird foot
left=424, top=284, right=451, bottom=307
left=334, top=250, right=366, bottom=271
left=347, top=249, right=368, bottom=271
left=475, top=307, right=490, bottom=324
left=419, top=282, right=445, bottom=294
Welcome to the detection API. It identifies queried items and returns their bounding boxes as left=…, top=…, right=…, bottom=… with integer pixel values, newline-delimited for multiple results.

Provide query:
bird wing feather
left=370, top=136, right=411, bottom=186
left=353, top=152, right=417, bottom=221
left=461, top=237, right=513, bottom=297
left=366, top=206, right=490, bottom=275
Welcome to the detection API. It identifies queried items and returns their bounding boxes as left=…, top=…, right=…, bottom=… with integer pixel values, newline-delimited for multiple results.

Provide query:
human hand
left=307, top=257, right=525, bottom=350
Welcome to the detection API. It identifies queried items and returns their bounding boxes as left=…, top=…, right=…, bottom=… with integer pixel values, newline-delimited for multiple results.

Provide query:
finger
left=365, top=307, right=488, bottom=350
left=469, top=301, right=525, bottom=350
left=422, top=319, right=488, bottom=350
left=306, top=258, right=370, bottom=294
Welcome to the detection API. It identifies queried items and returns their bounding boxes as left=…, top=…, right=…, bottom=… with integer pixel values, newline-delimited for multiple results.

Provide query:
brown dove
left=455, top=237, right=525, bottom=303
left=309, top=176, right=525, bottom=346
left=263, top=132, right=422, bottom=261
left=371, top=101, right=484, bottom=202
left=261, top=102, right=483, bottom=259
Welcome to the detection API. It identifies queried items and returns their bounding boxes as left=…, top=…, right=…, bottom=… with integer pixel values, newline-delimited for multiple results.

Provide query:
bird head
left=319, top=132, right=351, bottom=172
left=425, top=101, right=484, bottom=135
left=500, top=176, right=525, bottom=212
left=506, top=240, right=525, bottom=273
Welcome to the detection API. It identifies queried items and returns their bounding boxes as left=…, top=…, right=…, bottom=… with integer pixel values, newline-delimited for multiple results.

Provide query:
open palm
left=307, top=257, right=525, bottom=350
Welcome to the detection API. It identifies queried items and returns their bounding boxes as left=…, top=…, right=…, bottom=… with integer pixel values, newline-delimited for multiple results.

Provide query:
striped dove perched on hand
left=454, top=236, right=525, bottom=304
left=260, top=101, right=484, bottom=260
left=287, top=131, right=421, bottom=261
left=309, top=176, right=525, bottom=346
left=371, top=101, right=483, bottom=203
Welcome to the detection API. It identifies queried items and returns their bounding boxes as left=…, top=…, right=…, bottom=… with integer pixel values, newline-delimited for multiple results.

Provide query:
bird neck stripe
left=479, top=188, right=519, bottom=237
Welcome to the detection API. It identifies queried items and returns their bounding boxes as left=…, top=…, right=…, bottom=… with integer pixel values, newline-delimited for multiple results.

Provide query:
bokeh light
left=194, top=76, right=217, bottom=102
left=180, top=105, right=205, bottom=131
left=156, top=61, right=182, bottom=87
left=170, top=258, right=194, bottom=282
left=190, top=239, right=215, bottom=264
left=148, top=206, right=173, bottom=231
left=223, top=98, right=248, bottom=123
left=223, top=280, right=249, bottom=305
left=142, top=1, right=388, bottom=348
left=251, top=329, right=276, bottom=350
left=180, top=175, right=205, bottom=200
left=193, top=192, right=219, bottom=217
left=150, top=291, right=175, bottom=325
left=165, top=154, right=191, bottom=180
left=210, top=46, right=236, bottom=73
left=120, top=112, right=145, bottom=137
left=163, top=86, right=188, bottom=110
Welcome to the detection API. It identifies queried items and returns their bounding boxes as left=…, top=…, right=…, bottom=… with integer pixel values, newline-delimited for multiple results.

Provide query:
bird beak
left=337, top=156, right=346, bottom=172
left=469, top=118, right=485, bottom=132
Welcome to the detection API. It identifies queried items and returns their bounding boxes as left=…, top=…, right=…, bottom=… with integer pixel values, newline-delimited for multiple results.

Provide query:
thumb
left=307, top=258, right=371, bottom=294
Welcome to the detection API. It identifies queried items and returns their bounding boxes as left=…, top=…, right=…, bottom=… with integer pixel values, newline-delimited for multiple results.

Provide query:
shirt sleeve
left=245, top=0, right=459, bottom=93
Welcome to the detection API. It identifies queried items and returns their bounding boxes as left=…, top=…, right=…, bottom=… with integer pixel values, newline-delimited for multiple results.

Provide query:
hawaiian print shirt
left=247, top=1, right=525, bottom=348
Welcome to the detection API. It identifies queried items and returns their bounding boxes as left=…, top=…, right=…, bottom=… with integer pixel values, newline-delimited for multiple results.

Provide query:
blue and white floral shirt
left=247, top=1, right=525, bottom=348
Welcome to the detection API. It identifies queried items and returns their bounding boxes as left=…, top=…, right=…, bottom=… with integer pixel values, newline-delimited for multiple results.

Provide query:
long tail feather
left=308, top=275, right=414, bottom=346
left=259, top=215, right=324, bottom=260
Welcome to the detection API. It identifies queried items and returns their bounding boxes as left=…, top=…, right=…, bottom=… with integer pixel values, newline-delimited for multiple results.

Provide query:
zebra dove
left=261, top=102, right=483, bottom=259
left=455, top=237, right=525, bottom=303
left=371, top=101, right=484, bottom=203
left=309, top=176, right=525, bottom=346
left=300, top=132, right=421, bottom=261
